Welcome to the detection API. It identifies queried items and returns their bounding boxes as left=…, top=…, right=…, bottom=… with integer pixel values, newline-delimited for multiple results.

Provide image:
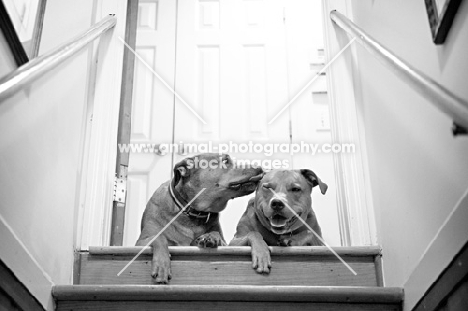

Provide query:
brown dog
left=229, top=169, right=327, bottom=274
left=136, top=153, right=263, bottom=283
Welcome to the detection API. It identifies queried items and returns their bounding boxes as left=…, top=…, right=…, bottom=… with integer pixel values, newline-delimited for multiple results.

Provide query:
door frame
left=110, top=0, right=139, bottom=246
left=322, top=0, right=377, bottom=246
left=77, top=0, right=378, bottom=249
left=76, top=0, right=132, bottom=250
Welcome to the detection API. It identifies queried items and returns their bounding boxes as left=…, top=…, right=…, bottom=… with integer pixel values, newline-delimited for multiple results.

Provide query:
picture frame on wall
left=424, top=0, right=463, bottom=44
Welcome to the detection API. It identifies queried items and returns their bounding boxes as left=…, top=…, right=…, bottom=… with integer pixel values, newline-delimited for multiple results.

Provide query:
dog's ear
left=300, top=169, right=328, bottom=195
left=173, top=158, right=194, bottom=184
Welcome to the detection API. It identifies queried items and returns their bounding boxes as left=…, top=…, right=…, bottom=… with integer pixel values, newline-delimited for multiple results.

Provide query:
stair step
left=53, top=285, right=402, bottom=311
left=76, top=246, right=382, bottom=287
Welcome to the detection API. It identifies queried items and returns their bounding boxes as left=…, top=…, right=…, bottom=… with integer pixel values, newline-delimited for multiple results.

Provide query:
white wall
left=349, top=0, right=468, bottom=309
left=0, top=0, right=95, bottom=309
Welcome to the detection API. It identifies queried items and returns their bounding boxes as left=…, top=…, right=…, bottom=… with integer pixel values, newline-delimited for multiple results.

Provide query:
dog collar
left=169, top=179, right=214, bottom=223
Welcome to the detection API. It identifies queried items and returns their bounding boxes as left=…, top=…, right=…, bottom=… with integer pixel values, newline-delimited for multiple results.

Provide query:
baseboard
left=0, top=215, right=54, bottom=310
left=403, top=189, right=468, bottom=310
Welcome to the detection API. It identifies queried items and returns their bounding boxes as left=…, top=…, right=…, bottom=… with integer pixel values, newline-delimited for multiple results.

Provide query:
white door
left=124, top=0, right=341, bottom=246
left=123, top=0, right=177, bottom=246
left=172, top=0, right=292, bottom=244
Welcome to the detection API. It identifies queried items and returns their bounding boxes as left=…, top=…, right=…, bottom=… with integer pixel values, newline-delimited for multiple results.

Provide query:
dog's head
left=254, top=169, right=327, bottom=235
left=173, top=153, right=264, bottom=212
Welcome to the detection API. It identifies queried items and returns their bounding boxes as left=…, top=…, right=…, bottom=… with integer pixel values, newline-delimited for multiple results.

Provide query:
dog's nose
left=271, top=198, right=285, bottom=210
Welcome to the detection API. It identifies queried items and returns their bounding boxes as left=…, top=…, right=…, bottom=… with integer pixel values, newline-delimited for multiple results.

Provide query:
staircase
left=52, top=246, right=403, bottom=310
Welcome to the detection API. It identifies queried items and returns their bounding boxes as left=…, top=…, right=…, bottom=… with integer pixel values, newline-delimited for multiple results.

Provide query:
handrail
left=330, top=10, right=468, bottom=131
left=0, top=15, right=117, bottom=101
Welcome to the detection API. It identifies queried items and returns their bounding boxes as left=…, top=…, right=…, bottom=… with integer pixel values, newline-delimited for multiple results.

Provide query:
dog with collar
left=136, top=153, right=263, bottom=283
left=229, top=169, right=327, bottom=274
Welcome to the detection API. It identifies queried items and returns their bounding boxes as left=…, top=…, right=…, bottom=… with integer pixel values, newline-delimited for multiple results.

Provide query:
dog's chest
left=267, top=232, right=293, bottom=246
left=168, top=217, right=212, bottom=244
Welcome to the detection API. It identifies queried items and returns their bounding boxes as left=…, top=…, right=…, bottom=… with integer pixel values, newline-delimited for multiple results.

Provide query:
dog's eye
left=221, top=155, right=231, bottom=165
left=262, top=183, right=272, bottom=189
left=291, top=187, right=301, bottom=192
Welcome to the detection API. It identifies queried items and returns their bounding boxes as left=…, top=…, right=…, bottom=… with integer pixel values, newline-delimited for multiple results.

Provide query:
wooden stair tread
left=78, top=246, right=382, bottom=286
left=89, top=246, right=382, bottom=257
left=63, top=247, right=395, bottom=310
left=53, top=285, right=403, bottom=303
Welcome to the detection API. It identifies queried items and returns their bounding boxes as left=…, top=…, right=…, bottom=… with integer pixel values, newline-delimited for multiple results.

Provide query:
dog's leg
left=150, top=236, right=172, bottom=283
left=137, top=234, right=172, bottom=284
left=230, top=231, right=271, bottom=274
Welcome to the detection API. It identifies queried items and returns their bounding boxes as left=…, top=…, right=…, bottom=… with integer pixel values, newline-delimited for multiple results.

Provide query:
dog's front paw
left=251, top=241, right=271, bottom=274
left=151, top=255, right=172, bottom=284
left=194, top=232, right=227, bottom=248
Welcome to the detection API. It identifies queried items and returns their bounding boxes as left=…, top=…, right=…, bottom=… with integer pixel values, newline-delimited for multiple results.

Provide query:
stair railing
left=330, top=10, right=468, bottom=135
left=0, top=15, right=116, bottom=101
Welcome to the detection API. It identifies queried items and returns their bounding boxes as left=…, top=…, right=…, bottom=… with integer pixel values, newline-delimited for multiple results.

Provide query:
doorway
left=122, top=0, right=341, bottom=246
